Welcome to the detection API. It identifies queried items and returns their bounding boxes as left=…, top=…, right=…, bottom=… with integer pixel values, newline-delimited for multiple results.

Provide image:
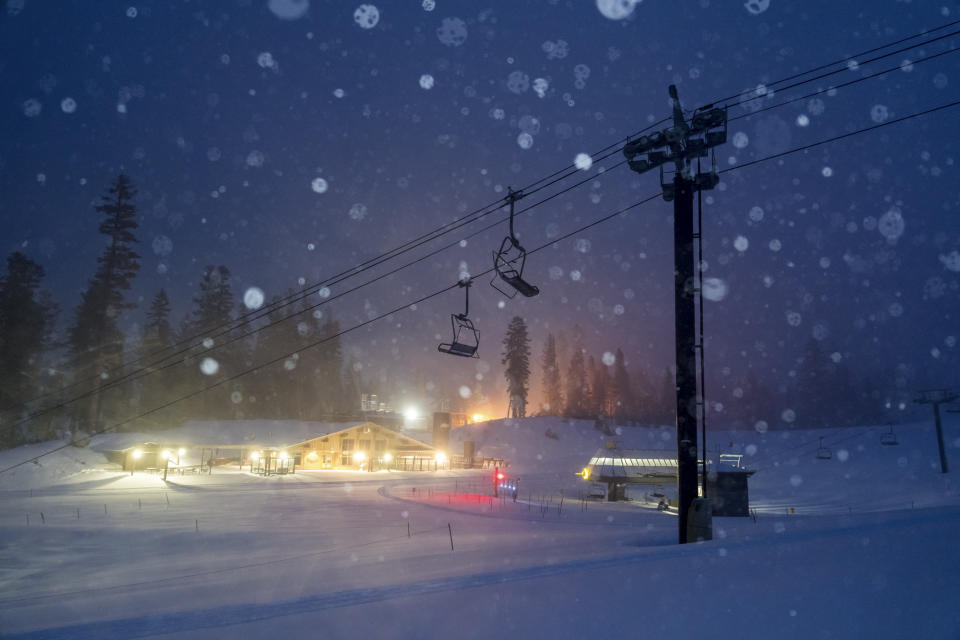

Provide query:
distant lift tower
left=624, top=85, right=727, bottom=544
left=914, top=388, right=957, bottom=473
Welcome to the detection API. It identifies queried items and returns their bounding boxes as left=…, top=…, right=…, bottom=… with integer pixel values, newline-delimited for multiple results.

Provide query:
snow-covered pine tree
left=539, top=332, right=563, bottom=415
left=0, top=252, right=58, bottom=445
left=132, top=289, right=173, bottom=425
left=501, top=316, right=531, bottom=418
left=564, top=325, right=589, bottom=418
left=67, top=175, right=140, bottom=434
left=612, top=348, right=633, bottom=422
left=185, top=265, right=234, bottom=418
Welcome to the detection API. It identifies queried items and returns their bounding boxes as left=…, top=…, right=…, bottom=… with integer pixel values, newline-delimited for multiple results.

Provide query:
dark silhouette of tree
left=185, top=265, right=234, bottom=418
left=0, top=252, right=58, bottom=446
left=132, top=289, right=173, bottom=426
left=501, top=316, right=531, bottom=418
left=189, top=266, right=234, bottom=334
left=539, top=332, right=562, bottom=415
left=564, top=325, right=589, bottom=418
left=144, top=289, right=172, bottom=347
left=612, top=348, right=633, bottom=422
left=658, top=367, right=675, bottom=425
left=631, top=367, right=656, bottom=423
left=68, top=175, right=140, bottom=433
left=795, top=339, right=830, bottom=427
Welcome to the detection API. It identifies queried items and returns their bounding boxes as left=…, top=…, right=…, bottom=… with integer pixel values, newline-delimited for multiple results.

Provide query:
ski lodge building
left=102, top=419, right=442, bottom=473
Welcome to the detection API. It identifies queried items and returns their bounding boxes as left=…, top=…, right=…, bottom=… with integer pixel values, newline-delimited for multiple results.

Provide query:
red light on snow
left=497, top=473, right=505, bottom=479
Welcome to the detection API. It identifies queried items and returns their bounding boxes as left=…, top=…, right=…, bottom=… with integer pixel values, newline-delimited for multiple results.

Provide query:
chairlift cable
left=3, top=94, right=960, bottom=474
left=29, top=18, right=957, bottom=409
left=8, top=24, right=959, bottom=425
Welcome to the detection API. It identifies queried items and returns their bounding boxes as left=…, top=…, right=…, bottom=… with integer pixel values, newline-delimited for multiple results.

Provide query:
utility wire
left=3, top=157, right=632, bottom=436
left=11, top=23, right=960, bottom=426
left=723, top=97, right=960, bottom=173
left=15, top=123, right=650, bottom=417
left=25, top=19, right=959, bottom=412
left=707, top=18, right=960, bottom=107
left=728, top=45, right=960, bottom=124
left=4, top=94, right=959, bottom=475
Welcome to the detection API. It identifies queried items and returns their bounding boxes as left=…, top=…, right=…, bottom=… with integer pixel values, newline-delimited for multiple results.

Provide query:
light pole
left=624, top=85, right=727, bottom=544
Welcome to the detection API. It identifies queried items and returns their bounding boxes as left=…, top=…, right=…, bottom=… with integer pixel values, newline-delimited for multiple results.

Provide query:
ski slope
left=0, top=417, right=958, bottom=638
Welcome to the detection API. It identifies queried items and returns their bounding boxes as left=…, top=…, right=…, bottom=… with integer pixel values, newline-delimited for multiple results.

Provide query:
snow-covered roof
left=92, top=420, right=374, bottom=451
left=585, top=448, right=678, bottom=480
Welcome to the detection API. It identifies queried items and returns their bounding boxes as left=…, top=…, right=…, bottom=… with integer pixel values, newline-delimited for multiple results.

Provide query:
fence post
left=448, top=523, right=454, bottom=551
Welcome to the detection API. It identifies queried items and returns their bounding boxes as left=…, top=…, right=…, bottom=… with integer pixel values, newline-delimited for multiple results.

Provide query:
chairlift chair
left=438, top=278, right=479, bottom=358
left=491, top=188, right=540, bottom=299
left=816, top=437, right=832, bottom=460
left=880, top=425, right=899, bottom=446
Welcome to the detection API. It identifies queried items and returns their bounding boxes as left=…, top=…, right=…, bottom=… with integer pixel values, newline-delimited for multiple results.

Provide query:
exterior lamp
left=177, top=448, right=185, bottom=456
left=435, top=452, right=447, bottom=464
left=132, top=448, right=143, bottom=460
left=250, top=451, right=260, bottom=461
left=354, top=451, right=367, bottom=462
left=279, top=452, right=288, bottom=460
left=403, top=406, right=420, bottom=422
left=161, top=450, right=171, bottom=460
left=472, top=413, right=484, bottom=423
left=383, top=452, right=392, bottom=462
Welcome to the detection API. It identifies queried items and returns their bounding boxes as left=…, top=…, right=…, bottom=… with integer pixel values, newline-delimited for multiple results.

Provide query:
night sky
left=1, top=0, right=958, bottom=420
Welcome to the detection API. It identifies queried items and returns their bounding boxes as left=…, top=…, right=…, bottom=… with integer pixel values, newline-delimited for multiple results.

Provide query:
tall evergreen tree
left=144, top=289, right=172, bottom=347
left=0, top=252, right=58, bottom=445
left=539, top=333, right=563, bottom=415
left=317, top=314, right=345, bottom=415
left=564, top=325, right=589, bottom=418
left=631, top=366, right=656, bottom=423
left=133, top=289, right=173, bottom=425
left=658, top=367, right=675, bottom=425
left=501, top=316, right=531, bottom=418
left=795, top=339, right=830, bottom=426
left=68, top=175, right=140, bottom=433
left=186, top=265, right=234, bottom=418
left=612, top=348, right=633, bottom=422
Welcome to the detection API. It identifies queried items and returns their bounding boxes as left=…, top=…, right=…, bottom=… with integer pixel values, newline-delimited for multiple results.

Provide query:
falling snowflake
left=23, top=99, right=42, bottom=118
left=419, top=74, right=435, bottom=90
left=938, top=250, right=960, bottom=272
left=268, top=0, right=310, bottom=20
left=437, top=17, right=468, bottom=46
left=744, top=0, right=770, bottom=15
left=353, top=4, right=380, bottom=29
left=244, top=287, right=265, bottom=310
left=877, top=206, right=905, bottom=241
left=200, top=358, right=220, bottom=375
left=596, top=0, right=641, bottom=20
left=506, top=70, right=530, bottom=94
left=702, top=277, right=729, bottom=302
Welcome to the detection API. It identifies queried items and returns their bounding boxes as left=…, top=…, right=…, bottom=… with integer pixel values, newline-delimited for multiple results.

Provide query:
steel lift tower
left=624, top=86, right=727, bottom=543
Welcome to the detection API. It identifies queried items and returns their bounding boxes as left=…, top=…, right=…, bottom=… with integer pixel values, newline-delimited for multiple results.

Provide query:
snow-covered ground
left=1, top=417, right=958, bottom=638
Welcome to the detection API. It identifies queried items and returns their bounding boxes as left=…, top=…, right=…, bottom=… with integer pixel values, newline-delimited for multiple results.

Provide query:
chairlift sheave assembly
left=437, top=278, right=480, bottom=358
left=491, top=187, right=540, bottom=299
left=816, top=436, right=832, bottom=460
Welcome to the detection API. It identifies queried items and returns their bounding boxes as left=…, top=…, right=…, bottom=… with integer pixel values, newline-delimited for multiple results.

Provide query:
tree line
left=0, top=175, right=359, bottom=449
left=502, top=317, right=893, bottom=430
